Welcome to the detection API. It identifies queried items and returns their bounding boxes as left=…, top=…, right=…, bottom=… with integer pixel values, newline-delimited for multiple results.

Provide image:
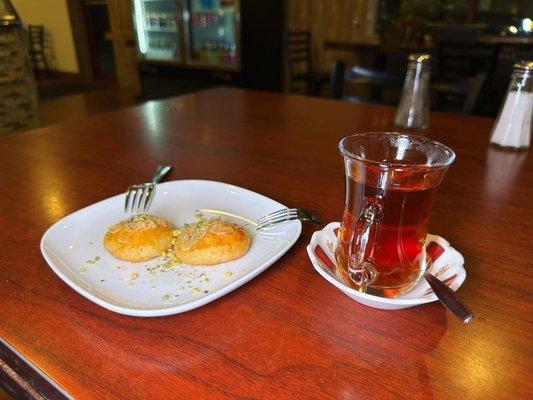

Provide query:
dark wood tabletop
left=0, top=88, right=532, bottom=399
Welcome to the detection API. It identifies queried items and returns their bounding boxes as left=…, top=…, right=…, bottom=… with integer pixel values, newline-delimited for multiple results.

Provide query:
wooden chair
left=330, top=60, right=403, bottom=104
left=424, top=26, right=496, bottom=115
left=425, top=25, right=496, bottom=78
left=28, top=25, right=50, bottom=74
left=431, top=72, right=489, bottom=115
left=331, top=59, right=489, bottom=114
left=285, top=31, right=329, bottom=95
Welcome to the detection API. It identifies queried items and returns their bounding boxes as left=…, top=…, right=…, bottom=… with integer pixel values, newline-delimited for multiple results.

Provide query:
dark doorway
left=83, top=0, right=116, bottom=80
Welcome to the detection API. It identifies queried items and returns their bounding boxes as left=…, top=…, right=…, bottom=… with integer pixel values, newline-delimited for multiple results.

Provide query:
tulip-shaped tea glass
left=336, top=133, right=455, bottom=297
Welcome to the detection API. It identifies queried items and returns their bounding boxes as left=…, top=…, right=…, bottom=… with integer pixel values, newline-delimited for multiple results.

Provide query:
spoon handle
left=423, top=272, right=474, bottom=324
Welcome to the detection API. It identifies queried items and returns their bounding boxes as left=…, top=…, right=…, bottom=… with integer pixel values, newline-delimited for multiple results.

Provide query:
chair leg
left=306, top=79, right=314, bottom=96
left=42, top=54, right=51, bottom=76
left=370, top=86, right=382, bottom=102
left=308, top=80, right=317, bottom=96
left=39, top=39, right=50, bottom=74
left=330, top=60, right=345, bottom=99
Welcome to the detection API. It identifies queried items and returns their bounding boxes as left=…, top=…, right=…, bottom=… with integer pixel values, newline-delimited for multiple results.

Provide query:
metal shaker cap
left=408, top=53, right=431, bottom=64
left=514, top=60, right=533, bottom=73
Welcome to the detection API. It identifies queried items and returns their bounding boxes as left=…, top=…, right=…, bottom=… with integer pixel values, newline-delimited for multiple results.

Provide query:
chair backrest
left=426, top=25, right=495, bottom=78
left=28, top=24, right=45, bottom=49
left=386, top=20, right=426, bottom=48
left=437, top=42, right=496, bottom=79
left=285, top=31, right=312, bottom=78
left=330, top=60, right=403, bottom=100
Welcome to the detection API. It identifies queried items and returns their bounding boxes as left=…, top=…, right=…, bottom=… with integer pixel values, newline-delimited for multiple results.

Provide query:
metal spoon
left=424, top=271, right=474, bottom=323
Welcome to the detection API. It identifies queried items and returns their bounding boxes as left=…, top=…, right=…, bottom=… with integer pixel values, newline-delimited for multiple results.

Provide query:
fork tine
left=142, top=184, right=156, bottom=212
left=131, top=186, right=143, bottom=214
left=258, top=210, right=298, bottom=225
left=123, top=164, right=172, bottom=215
left=137, top=183, right=147, bottom=213
left=257, top=215, right=300, bottom=230
left=137, top=184, right=149, bottom=213
left=124, top=188, right=134, bottom=213
left=258, top=213, right=298, bottom=227
left=257, top=208, right=297, bottom=223
left=138, top=186, right=149, bottom=213
left=260, top=208, right=296, bottom=218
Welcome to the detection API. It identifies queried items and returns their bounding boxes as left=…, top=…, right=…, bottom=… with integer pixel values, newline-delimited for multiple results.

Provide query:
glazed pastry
left=104, top=214, right=174, bottom=262
left=173, top=218, right=250, bottom=265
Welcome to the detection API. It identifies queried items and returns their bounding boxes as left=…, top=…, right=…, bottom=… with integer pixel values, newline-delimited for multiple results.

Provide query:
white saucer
left=306, top=222, right=466, bottom=310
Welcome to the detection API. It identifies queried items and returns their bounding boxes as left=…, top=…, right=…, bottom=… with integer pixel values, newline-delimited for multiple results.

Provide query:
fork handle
left=310, top=220, right=326, bottom=228
left=423, top=272, right=474, bottom=324
left=151, top=165, right=172, bottom=184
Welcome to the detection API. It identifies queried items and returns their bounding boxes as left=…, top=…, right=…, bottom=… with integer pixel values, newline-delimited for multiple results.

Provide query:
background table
left=0, top=88, right=532, bottom=399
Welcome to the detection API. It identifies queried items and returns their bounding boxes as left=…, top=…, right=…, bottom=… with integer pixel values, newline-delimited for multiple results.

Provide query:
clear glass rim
left=339, top=132, right=456, bottom=169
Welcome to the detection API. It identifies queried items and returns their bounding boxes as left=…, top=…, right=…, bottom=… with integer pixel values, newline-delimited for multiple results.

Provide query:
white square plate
left=40, top=180, right=301, bottom=317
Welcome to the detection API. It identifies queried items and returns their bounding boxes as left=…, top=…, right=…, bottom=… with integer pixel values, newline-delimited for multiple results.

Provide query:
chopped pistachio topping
left=108, top=214, right=172, bottom=233
left=174, top=217, right=237, bottom=250
left=85, top=255, right=100, bottom=264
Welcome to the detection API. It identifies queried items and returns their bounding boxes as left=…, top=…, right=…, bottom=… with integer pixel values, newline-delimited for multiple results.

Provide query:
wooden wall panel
left=66, top=0, right=94, bottom=81
left=106, top=0, right=141, bottom=93
left=286, top=0, right=379, bottom=72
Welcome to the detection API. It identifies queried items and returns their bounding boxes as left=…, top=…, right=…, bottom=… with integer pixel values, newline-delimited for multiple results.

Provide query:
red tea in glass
left=336, top=133, right=455, bottom=297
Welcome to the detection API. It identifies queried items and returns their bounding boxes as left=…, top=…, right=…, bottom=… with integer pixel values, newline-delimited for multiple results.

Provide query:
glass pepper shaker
left=490, top=61, right=532, bottom=149
left=393, top=54, right=431, bottom=131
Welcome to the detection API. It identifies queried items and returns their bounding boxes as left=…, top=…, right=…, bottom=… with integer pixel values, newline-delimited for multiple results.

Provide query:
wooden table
left=323, top=40, right=435, bottom=68
left=1, top=88, right=531, bottom=399
left=324, top=40, right=434, bottom=54
left=477, top=35, right=533, bottom=46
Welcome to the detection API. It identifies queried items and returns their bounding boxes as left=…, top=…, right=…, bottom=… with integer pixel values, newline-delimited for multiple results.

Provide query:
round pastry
left=173, top=218, right=250, bottom=265
left=103, top=214, right=174, bottom=262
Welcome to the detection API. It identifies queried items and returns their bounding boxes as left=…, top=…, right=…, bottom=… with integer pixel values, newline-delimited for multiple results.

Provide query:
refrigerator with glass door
left=132, top=0, right=183, bottom=63
left=183, top=0, right=240, bottom=70
left=131, top=0, right=283, bottom=98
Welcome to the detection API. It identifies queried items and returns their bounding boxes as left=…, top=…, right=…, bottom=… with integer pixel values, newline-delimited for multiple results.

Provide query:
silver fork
left=198, top=208, right=325, bottom=230
left=257, top=208, right=325, bottom=230
left=124, top=165, right=172, bottom=214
